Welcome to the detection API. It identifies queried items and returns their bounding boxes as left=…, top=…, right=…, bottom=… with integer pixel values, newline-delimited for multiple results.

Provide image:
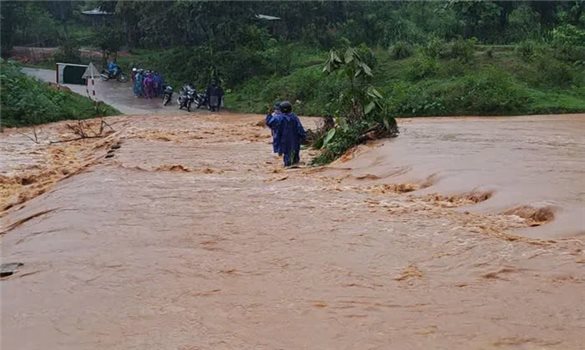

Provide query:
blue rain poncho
left=133, top=72, right=143, bottom=96
left=266, top=111, right=283, bottom=154
left=274, top=112, right=306, bottom=166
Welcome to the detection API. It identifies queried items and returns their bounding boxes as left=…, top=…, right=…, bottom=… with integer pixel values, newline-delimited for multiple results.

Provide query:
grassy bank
left=1, top=60, right=119, bottom=128
left=225, top=43, right=585, bottom=117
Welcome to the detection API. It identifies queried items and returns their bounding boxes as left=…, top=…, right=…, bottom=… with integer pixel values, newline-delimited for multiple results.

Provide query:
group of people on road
left=265, top=101, right=306, bottom=167
left=111, top=61, right=302, bottom=166
left=132, top=68, right=165, bottom=99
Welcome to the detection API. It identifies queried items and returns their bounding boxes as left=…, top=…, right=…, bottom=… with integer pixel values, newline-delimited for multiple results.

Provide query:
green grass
left=526, top=90, right=585, bottom=113
left=227, top=44, right=585, bottom=117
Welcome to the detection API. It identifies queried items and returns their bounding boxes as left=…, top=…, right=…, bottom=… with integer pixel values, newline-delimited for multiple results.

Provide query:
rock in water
left=0, top=262, right=24, bottom=278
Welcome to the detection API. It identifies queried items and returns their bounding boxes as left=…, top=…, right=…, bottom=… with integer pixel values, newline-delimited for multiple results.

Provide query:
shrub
left=515, top=40, right=537, bottom=61
left=439, top=59, right=468, bottom=77
left=552, top=44, right=585, bottom=63
left=406, top=56, right=439, bottom=81
left=389, top=41, right=414, bottom=60
left=535, top=56, right=575, bottom=88
left=389, top=84, right=447, bottom=116
left=422, top=37, right=447, bottom=59
left=552, top=24, right=585, bottom=47
left=389, top=69, right=531, bottom=116
left=447, top=70, right=531, bottom=114
left=550, top=24, right=585, bottom=63
left=446, top=38, right=476, bottom=63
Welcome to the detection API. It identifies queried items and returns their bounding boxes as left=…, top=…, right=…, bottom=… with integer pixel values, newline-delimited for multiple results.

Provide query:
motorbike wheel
left=163, top=95, right=170, bottom=106
left=187, top=101, right=192, bottom=112
left=117, top=73, right=128, bottom=83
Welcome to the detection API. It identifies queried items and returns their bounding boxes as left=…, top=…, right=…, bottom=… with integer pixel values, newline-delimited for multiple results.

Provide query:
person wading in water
left=272, top=101, right=306, bottom=167
left=266, top=102, right=283, bottom=155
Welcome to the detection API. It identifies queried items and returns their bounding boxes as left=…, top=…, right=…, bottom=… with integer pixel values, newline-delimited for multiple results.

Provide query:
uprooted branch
left=16, top=126, right=41, bottom=144
left=66, top=119, right=115, bottom=138
left=51, top=119, right=115, bottom=144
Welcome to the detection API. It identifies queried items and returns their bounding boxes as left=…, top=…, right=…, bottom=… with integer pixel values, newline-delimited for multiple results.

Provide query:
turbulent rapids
left=1, top=112, right=584, bottom=349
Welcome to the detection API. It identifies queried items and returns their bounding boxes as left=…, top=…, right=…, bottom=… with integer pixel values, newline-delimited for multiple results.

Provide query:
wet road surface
left=21, top=67, right=187, bottom=115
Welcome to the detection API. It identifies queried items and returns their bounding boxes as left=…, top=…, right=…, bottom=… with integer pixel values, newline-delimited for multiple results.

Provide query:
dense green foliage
left=227, top=42, right=585, bottom=117
left=0, top=60, right=118, bottom=128
left=2, top=1, right=585, bottom=122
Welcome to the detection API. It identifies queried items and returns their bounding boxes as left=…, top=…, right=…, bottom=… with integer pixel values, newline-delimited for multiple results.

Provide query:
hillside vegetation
left=0, top=60, right=118, bottom=128
left=225, top=41, right=585, bottom=117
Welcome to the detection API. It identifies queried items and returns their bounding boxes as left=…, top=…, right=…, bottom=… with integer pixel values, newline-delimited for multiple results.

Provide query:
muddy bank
left=2, top=113, right=584, bottom=349
left=0, top=117, right=129, bottom=215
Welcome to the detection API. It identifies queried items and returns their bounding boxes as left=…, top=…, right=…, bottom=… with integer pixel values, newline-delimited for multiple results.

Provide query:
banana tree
left=323, top=46, right=377, bottom=123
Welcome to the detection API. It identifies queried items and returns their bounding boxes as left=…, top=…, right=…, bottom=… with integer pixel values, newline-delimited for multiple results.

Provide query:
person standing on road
left=152, top=72, right=162, bottom=97
left=143, top=71, right=155, bottom=99
left=274, top=101, right=306, bottom=167
left=156, top=72, right=165, bottom=96
left=206, top=81, right=224, bottom=112
left=133, top=69, right=144, bottom=97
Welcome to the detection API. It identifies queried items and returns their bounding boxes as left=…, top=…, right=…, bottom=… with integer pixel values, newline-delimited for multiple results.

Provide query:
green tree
left=450, top=0, right=503, bottom=42
left=0, top=2, right=25, bottom=54
left=508, top=5, right=542, bottom=41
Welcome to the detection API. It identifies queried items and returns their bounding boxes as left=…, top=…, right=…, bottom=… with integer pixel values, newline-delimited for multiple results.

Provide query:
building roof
left=255, top=14, right=281, bottom=21
left=81, top=8, right=113, bottom=16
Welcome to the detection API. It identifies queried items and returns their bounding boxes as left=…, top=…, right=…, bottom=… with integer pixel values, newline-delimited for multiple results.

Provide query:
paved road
left=22, top=67, right=186, bottom=115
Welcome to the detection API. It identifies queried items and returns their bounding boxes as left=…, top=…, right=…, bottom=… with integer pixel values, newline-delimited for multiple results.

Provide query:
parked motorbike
left=162, top=85, right=173, bottom=106
left=195, top=92, right=209, bottom=110
left=178, top=86, right=196, bottom=112
left=100, top=69, right=128, bottom=83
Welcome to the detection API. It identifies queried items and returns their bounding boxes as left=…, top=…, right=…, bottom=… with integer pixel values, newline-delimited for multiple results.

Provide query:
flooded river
left=1, top=108, right=584, bottom=349
left=329, top=114, right=585, bottom=239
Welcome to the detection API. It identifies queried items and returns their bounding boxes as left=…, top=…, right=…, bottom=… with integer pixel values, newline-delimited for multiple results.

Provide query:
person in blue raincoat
left=274, top=101, right=306, bottom=167
left=156, top=72, right=165, bottom=96
left=265, top=102, right=282, bottom=154
left=108, top=60, right=120, bottom=77
left=133, top=69, right=144, bottom=97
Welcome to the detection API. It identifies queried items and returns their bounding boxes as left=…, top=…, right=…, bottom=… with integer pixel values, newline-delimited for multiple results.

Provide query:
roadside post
left=82, top=62, right=100, bottom=111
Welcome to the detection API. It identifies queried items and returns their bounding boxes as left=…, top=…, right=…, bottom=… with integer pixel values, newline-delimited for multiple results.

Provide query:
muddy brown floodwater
left=1, top=112, right=584, bottom=350
left=326, top=114, right=585, bottom=239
